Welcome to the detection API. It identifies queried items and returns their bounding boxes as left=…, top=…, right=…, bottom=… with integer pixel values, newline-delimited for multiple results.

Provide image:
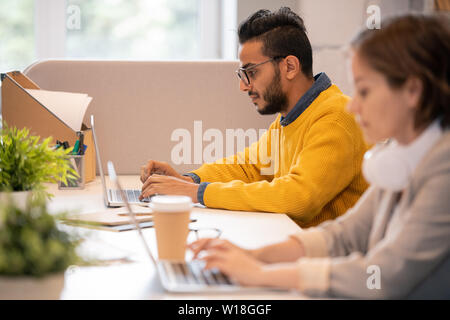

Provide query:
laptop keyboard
left=110, top=189, right=151, bottom=203
left=160, top=260, right=233, bottom=286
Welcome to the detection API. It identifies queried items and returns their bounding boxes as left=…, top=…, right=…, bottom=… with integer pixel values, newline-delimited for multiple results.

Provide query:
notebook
left=63, top=210, right=197, bottom=233
left=63, top=211, right=155, bottom=232
left=107, top=160, right=284, bottom=293
left=90, top=115, right=151, bottom=207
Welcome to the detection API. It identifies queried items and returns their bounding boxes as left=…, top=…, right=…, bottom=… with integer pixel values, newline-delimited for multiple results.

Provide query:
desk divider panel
left=23, top=60, right=276, bottom=175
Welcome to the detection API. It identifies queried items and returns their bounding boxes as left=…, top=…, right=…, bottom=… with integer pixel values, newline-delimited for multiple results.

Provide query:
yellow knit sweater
left=191, top=85, right=368, bottom=227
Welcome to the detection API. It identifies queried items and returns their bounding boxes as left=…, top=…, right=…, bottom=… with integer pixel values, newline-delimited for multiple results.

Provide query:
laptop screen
left=90, top=115, right=109, bottom=207
left=106, top=160, right=157, bottom=266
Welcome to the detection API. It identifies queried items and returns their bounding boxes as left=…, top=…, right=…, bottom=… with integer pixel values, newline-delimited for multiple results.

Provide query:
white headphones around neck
left=362, top=141, right=413, bottom=192
left=362, top=121, right=443, bottom=192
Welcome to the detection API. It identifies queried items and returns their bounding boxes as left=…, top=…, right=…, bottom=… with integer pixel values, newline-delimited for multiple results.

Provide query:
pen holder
left=58, top=155, right=85, bottom=189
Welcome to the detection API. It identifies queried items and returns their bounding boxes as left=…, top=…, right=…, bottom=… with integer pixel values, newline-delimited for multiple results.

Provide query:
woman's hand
left=188, top=239, right=265, bottom=286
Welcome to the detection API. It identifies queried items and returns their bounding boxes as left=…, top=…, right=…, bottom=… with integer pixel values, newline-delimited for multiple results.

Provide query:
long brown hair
left=351, top=14, right=450, bottom=129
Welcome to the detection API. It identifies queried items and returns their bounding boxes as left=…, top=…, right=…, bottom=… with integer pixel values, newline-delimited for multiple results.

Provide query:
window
left=0, top=0, right=232, bottom=74
left=66, top=0, right=200, bottom=60
left=0, top=0, right=35, bottom=72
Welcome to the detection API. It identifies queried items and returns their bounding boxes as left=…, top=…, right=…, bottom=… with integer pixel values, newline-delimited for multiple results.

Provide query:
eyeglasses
left=189, top=227, right=222, bottom=240
left=235, top=56, right=285, bottom=86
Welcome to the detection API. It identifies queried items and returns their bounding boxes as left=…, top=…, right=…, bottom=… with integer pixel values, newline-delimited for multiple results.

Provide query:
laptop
left=90, top=115, right=151, bottom=207
left=106, top=160, right=280, bottom=293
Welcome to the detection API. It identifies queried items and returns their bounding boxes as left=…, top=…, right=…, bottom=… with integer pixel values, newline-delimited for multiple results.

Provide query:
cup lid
left=149, top=195, right=193, bottom=213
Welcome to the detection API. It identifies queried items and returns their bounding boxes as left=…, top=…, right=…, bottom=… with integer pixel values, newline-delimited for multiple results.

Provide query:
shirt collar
left=280, top=72, right=332, bottom=127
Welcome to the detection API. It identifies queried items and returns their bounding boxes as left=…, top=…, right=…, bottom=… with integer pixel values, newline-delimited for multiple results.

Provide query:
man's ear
left=284, top=55, right=300, bottom=80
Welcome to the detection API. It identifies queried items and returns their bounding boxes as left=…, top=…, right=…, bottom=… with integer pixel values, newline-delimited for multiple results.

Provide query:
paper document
left=26, top=89, right=92, bottom=132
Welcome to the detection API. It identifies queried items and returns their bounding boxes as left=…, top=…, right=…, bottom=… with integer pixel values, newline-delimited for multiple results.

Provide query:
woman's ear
left=284, top=55, right=300, bottom=80
left=404, top=77, right=423, bottom=110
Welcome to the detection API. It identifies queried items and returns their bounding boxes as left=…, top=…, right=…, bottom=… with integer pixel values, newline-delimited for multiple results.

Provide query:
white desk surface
left=46, top=176, right=308, bottom=300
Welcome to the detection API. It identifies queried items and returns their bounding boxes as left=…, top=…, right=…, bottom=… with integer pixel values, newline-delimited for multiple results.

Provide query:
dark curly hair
left=238, top=7, right=313, bottom=78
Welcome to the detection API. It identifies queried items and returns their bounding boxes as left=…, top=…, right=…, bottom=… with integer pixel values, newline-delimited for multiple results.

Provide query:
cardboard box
left=1, top=71, right=96, bottom=183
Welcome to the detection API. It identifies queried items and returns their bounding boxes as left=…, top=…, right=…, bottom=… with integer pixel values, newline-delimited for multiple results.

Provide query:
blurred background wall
left=0, top=0, right=446, bottom=107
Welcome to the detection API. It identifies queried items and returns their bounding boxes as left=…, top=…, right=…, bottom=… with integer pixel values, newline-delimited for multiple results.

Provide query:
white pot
left=0, top=272, right=65, bottom=300
left=0, top=191, right=32, bottom=211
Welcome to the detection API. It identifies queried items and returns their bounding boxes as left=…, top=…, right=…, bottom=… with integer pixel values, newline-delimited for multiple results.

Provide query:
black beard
left=257, top=68, right=288, bottom=115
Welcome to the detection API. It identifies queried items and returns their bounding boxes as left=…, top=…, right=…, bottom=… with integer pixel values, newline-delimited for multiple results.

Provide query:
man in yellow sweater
left=139, top=7, right=368, bottom=227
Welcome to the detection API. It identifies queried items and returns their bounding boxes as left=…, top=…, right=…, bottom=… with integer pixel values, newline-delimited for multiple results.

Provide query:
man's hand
left=140, top=174, right=199, bottom=203
left=140, top=160, right=192, bottom=183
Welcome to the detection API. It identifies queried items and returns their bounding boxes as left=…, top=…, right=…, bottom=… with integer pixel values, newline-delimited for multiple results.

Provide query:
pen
left=77, top=132, right=85, bottom=155
left=72, top=140, right=80, bottom=155
left=53, top=140, right=62, bottom=150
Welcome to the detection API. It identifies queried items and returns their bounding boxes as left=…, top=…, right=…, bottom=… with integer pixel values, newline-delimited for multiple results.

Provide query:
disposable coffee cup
left=149, top=195, right=193, bottom=261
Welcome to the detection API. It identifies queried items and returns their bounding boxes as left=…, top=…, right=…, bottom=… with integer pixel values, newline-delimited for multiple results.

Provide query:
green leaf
left=0, top=195, right=83, bottom=277
left=0, top=122, right=79, bottom=196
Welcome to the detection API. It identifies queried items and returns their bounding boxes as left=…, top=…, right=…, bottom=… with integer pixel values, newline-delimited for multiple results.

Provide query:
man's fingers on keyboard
left=141, top=175, right=160, bottom=190
left=141, top=160, right=157, bottom=182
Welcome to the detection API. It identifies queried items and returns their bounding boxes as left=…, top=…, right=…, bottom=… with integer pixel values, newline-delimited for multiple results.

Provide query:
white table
left=46, top=176, right=307, bottom=300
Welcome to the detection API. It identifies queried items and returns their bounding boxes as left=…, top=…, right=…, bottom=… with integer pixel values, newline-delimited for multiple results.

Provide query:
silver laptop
left=90, top=115, right=150, bottom=207
left=106, top=160, right=281, bottom=293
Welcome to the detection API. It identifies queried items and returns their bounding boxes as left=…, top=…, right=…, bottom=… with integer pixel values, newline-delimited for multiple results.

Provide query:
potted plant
left=0, top=123, right=78, bottom=206
left=0, top=195, right=82, bottom=299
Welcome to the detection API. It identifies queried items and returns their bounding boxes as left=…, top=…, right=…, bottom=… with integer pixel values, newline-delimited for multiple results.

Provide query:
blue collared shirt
left=279, top=72, right=331, bottom=127
left=187, top=72, right=332, bottom=205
